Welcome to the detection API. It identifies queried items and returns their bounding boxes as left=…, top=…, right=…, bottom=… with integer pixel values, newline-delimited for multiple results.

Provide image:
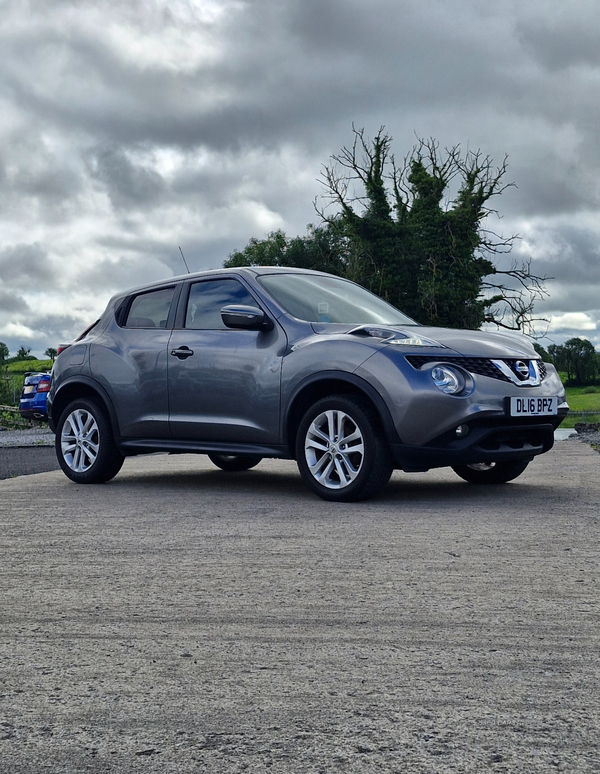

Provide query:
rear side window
left=125, top=287, right=175, bottom=328
left=185, top=279, right=258, bottom=330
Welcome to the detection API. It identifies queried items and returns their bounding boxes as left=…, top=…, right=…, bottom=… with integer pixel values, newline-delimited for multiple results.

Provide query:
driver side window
left=185, top=279, right=258, bottom=330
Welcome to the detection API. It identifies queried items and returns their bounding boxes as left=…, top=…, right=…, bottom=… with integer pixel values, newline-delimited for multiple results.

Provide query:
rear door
left=167, top=277, right=285, bottom=443
left=92, top=285, right=179, bottom=438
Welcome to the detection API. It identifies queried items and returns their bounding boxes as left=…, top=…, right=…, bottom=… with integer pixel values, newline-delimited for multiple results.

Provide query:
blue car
left=19, top=372, right=51, bottom=420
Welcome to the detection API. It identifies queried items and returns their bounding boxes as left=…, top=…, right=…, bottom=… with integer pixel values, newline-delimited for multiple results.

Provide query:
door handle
left=170, top=346, right=194, bottom=359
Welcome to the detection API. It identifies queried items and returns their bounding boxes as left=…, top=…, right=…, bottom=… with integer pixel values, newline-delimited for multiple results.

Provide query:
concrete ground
left=0, top=440, right=598, bottom=773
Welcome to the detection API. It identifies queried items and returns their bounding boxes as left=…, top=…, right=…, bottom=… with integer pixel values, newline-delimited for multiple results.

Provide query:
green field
left=562, top=384, right=600, bottom=427
left=6, top=359, right=53, bottom=374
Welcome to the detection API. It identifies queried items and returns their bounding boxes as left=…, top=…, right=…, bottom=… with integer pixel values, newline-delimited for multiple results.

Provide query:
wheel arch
left=284, top=372, right=400, bottom=459
left=50, top=378, right=120, bottom=439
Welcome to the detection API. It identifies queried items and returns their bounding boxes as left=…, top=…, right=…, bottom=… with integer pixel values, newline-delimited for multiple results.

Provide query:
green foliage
left=227, top=127, right=547, bottom=332
left=0, top=406, right=39, bottom=430
left=6, top=359, right=53, bottom=374
left=44, top=347, right=58, bottom=361
left=548, top=338, right=599, bottom=386
left=16, top=345, right=32, bottom=360
left=225, top=225, right=348, bottom=277
left=0, top=371, right=21, bottom=407
left=564, top=386, right=600, bottom=411
left=560, top=383, right=600, bottom=427
left=0, top=341, right=9, bottom=362
left=533, top=343, right=552, bottom=362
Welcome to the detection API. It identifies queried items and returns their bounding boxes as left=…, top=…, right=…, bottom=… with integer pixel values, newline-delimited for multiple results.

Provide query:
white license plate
left=23, top=385, right=35, bottom=394
left=510, top=396, right=558, bottom=417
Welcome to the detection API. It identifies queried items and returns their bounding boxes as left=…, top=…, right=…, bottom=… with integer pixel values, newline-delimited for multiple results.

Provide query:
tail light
left=37, top=380, right=51, bottom=393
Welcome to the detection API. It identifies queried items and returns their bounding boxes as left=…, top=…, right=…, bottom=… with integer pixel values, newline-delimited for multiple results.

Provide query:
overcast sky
left=1, top=0, right=599, bottom=356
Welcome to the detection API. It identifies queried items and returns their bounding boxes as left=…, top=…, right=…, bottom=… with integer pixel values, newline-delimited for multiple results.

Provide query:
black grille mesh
left=405, top=355, right=547, bottom=383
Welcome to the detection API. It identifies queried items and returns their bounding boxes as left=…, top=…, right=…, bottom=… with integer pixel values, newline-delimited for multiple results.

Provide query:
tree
left=44, top=347, right=58, bottom=362
left=0, top=342, right=8, bottom=363
left=227, top=127, right=548, bottom=332
left=533, top=343, right=552, bottom=363
left=225, top=225, right=349, bottom=276
left=548, top=338, right=598, bottom=385
left=16, top=346, right=32, bottom=360
left=317, top=128, right=548, bottom=330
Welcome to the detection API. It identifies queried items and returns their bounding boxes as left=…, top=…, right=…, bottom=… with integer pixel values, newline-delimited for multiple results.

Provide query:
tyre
left=452, top=459, right=530, bottom=484
left=295, top=394, right=393, bottom=502
left=56, top=397, right=124, bottom=484
left=208, top=453, right=262, bottom=472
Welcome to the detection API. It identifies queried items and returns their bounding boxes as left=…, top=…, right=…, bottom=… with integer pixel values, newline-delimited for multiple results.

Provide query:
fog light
left=455, top=424, right=469, bottom=438
left=431, top=365, right=464, bottom=395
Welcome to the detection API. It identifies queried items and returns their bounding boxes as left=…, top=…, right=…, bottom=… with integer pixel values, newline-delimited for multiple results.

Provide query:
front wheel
left=208, top=454, right=262, bottom=472
left=56, top=398, right=124, bottom=484
left=452, top=460, right=530, bottom=485
left=295, top=394, right=393, bottom=502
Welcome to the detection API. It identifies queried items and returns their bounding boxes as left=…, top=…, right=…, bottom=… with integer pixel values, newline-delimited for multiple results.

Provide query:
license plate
left=510, top=396, right=558, bottom=417
left=23, top=385, right=35, bottom=394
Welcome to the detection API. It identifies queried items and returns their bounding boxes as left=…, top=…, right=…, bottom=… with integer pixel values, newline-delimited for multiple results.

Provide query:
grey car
left=48, top=267, right=568, bottom=501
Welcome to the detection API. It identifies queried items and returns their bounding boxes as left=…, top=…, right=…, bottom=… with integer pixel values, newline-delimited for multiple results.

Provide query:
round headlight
left=431, top=365, right=464, bottom=395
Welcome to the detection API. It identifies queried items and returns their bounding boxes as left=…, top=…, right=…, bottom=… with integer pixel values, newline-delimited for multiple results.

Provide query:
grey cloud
left=78, top=252, right=175, bottom=300
left=509, top=157, right=598, bottom=218
left=0, top=289, right=30, bottom=314
left=0, top=244, right=54, bottom=284
left=528, top=226, right=600, bottom=286
left=36, top=313, right=92, bottom=342
left=518, top=15, right=600, bottom=71
left=1, top=0, right=600, bottom=352
left=86, top=145, right=166, bottom=210
left=0, top=0, right=520, bottom=151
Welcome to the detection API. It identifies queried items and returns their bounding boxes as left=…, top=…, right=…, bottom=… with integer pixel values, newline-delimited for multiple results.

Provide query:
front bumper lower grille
left=390, top=420, right=556, bottom=472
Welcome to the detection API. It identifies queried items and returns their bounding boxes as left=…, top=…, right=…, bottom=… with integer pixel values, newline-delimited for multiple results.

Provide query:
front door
left=168, top=277, right=285, bottom=443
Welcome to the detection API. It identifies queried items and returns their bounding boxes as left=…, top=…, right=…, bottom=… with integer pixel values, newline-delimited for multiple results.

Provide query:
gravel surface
left=0, top=426, right=54, bottom=447
left=0, top=443, right=599, bottom=773
left=573, top=428, right=600, bottom=448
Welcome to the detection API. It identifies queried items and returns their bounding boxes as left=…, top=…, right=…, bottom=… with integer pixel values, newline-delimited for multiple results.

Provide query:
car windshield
left=258, top=273, right=416, bottom=325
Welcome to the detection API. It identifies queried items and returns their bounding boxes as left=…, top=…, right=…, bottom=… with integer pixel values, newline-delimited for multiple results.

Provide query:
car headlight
left=431, top=365, right=465, bottom=395
left=387, top=335, right=444, bottom=347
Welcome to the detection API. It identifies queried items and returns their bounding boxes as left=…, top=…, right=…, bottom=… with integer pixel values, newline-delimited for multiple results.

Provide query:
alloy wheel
left=304, top=408, right=365, bottom=489
left=60, top=408, right=100, bottom=473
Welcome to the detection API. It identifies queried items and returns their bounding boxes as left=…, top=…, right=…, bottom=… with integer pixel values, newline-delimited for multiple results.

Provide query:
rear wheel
left=452, top=460, right=530, bottom=484
left=56, top=398, right=124, bottom=484
left=295, top=394, right=393, bottom=502
left=208, top=453, right=262, bottom=472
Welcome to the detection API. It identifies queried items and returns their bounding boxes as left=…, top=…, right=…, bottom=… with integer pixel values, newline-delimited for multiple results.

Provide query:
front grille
left=405, top=355, right=546, bottom=383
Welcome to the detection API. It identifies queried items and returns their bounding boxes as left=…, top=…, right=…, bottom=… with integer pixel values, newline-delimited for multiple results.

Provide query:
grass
left=6, top=359, right=53, bottom=374
left=562, top=384, right=600, bottom=427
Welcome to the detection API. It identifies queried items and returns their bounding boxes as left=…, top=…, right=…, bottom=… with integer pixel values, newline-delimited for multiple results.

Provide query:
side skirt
left=119, top=439, right=293, bottom=459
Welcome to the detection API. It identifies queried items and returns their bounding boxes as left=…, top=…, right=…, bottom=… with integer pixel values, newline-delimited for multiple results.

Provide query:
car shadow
left=106, top=460, right=553, bottom=509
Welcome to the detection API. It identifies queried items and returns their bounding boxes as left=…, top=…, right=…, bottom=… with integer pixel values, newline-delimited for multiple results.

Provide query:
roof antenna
left=178, top=246, right=191, bottom=274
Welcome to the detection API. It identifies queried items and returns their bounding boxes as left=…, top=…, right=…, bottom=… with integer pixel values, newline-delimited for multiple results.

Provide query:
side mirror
left=221, top=305, right=273, bottom=331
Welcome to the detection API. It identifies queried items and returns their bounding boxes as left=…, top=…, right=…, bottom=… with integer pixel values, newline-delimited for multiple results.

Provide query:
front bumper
left=390, top=415, right=564, bottom=472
